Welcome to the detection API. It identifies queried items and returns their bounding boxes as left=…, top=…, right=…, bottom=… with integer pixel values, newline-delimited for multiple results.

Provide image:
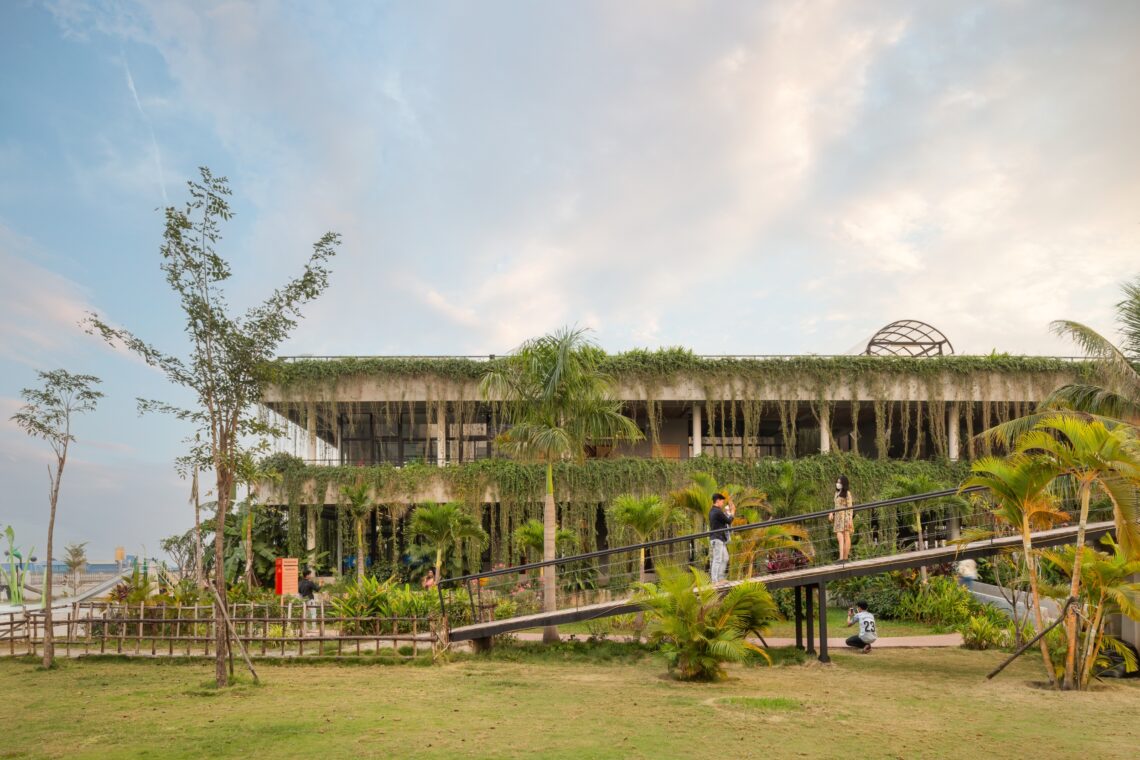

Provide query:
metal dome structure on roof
left=865, top=320, right=954, bottom=357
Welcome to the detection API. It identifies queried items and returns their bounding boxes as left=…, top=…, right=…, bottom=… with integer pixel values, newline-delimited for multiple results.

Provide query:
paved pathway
left=510, top=631, right=963, bottom=648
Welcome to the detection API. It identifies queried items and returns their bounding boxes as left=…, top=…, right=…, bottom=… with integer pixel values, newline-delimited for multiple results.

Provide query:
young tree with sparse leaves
left=86, top=167, right=338, bottom=687
left=11, top=369, right=102, bottom=669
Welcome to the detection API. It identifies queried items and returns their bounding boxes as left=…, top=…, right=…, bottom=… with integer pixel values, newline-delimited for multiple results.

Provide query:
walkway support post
left=805, top=584, right=815, bottom=655
left=794, top=585, right=803, bottom=651
left=817, top=582, right=830, bottom=663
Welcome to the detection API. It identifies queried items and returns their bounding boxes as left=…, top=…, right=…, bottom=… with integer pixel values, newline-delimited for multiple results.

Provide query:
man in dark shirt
left=708, top=493, right=734, bottom=583
left=299, top=569, right=319, bottom=633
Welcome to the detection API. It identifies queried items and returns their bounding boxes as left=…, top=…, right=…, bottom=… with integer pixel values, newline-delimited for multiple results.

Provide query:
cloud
left=39, top=0, right=1140, bottom=360
left=0, top=226, right=94, bottom=366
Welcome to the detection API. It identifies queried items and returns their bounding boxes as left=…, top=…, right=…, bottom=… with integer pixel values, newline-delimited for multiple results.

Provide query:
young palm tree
left=608, top=495, right=685, bottom=584
left=882, top=474, right=967, bottom=583
left=1041, top=538, right=1140, bottom=689
left=667, top=472, right=768, bottom=531
left=410, top=501, right=489, bottom=581
left=765, top=462, right=815, bottom=518
left=340, top=482, right=374, bottom=582
left=961, top=454, right=1069, bottom=687
left=481, top=327, right=642, bottom=642
left=1016, top=415, right=1140, bottom=689
left=513, top=518, right=577, bottom=564
left=634, top=564, right=778, bottom=681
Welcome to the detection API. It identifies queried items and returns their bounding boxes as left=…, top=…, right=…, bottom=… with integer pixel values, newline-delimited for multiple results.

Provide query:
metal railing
left=436, top=484, right=1116, bottom=630
left=277, top=354, right=1095, bottom=362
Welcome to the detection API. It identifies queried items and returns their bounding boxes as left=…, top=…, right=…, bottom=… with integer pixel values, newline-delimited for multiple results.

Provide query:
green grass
left=720, top=695, right=801, bottom=711
left=3, top=646, right=1138, bottom=758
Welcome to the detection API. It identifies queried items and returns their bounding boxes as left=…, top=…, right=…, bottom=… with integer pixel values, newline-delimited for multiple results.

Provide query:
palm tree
left=985, top=275, right=1140, bottom=447
left=881, top=474, right=967, bottom=583
left=410, top=501, right=489, bottom=581
left=608, top=495, right=685, bottom=585
left=668, top=472, right=768, bottom=532
left=764, top=462, right=815, bottom=518
left=1045, top=276, right=1140, bottom=424
left=63, top=541, right=88, bottom=595
left=1016, top=414, right=1140, bottom=689
left=1041, top=537, right=1140, bottom=689
left=634, top=564, right=778, bottom=681
left=961, top=454, right=1069, bottom=687
left=340, top=482, right=374, bottom=582
left=513, top=518, right=577, bottom=564
left=480, top=327, right=642, bottom=642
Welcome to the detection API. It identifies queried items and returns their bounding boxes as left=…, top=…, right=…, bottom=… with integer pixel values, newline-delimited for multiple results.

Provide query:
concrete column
left=691, top=403, right=703, bottom=457
left=306, top=505, right=318, bottom=565
left=437, top=404, right=447, bottom=467
left=306, top=403, right=318, bottom=463
left=819, top=406, right=831, bottom=454
left=948, top=403, right=960, bottom=461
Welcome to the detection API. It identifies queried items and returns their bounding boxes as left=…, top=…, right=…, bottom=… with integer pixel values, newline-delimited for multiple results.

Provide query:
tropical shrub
left=960, top=616, right=1006, bottom=650
left=635, top=565, right=778, bottom=681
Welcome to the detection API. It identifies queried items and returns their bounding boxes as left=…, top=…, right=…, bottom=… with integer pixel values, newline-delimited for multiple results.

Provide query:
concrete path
left=510, top=631, right=963, bottom=648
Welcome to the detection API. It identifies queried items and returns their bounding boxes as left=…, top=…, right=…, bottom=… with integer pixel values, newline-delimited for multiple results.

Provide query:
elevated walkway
left=449, top=521, right=1112, bottom=642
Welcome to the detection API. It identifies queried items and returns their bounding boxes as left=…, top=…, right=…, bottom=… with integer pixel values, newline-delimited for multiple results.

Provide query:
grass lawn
left=3, top=645, right=1138, bottom=759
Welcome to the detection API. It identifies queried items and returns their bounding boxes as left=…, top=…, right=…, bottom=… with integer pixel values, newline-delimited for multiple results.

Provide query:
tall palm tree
left=1045, top=276, right=1140, bottom=424
left=608, top=495, right=685, bottom=584
left=481, top=327, right=642, bottom=642
left=1016, top=415, right=1140, bottom=689
left=410, top=501, right=489, bottom=581
left=340, top=482, right=373, bottom=582
left=1041, top=538, right=1140, bottom=689
left=961, top=454, right=1069, bottom=687
left=985, top=275, right=1140, bottom=447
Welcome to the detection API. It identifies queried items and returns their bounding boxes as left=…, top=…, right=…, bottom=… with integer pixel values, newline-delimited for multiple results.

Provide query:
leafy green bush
left=635, top=565, right=778, bottom=681
left=897, top=577, right=974, bottom=626
left=960, top=616, right=1005, bottom=650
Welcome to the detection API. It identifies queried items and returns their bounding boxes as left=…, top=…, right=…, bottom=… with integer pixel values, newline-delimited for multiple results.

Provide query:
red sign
left=275, top=558, right=299, bottom=595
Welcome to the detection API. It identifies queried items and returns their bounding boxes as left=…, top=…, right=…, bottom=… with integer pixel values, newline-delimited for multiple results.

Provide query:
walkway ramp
left=449, top=520, right=1113, bottom=642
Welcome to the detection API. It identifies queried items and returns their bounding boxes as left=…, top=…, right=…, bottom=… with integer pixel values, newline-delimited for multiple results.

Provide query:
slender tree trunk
left=214, top=468, right=231, bottom=688
left=356, top=518, right=365, bottom=583
left=1022, top=528, right=1058, bottom=689
left=1063, top=483, right=1091, bottom=690
left=43, top=447, right=66, bottom=669
left=635, top=546, right=646, bottom=640
left=915, top=515, right=928, bottom=584
left=193, top=468, right=205, bottom=588
left=1079, top=597, right=1105, bottom=690
left=244, top=509, right=254, bottom=587
left=542, top=463, right=559, bottom=644
left=435, top=547, right=443, bottom=581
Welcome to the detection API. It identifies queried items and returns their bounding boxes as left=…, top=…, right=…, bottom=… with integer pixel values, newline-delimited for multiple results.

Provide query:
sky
left=1, top=1, right=1139, bottom=562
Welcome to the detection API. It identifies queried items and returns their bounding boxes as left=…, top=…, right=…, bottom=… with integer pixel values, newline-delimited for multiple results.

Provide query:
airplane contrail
left=122, top=53, right=169, bottom=205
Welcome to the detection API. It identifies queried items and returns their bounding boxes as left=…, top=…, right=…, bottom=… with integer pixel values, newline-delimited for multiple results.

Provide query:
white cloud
left=37, top=0, right=1140, bottom=360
